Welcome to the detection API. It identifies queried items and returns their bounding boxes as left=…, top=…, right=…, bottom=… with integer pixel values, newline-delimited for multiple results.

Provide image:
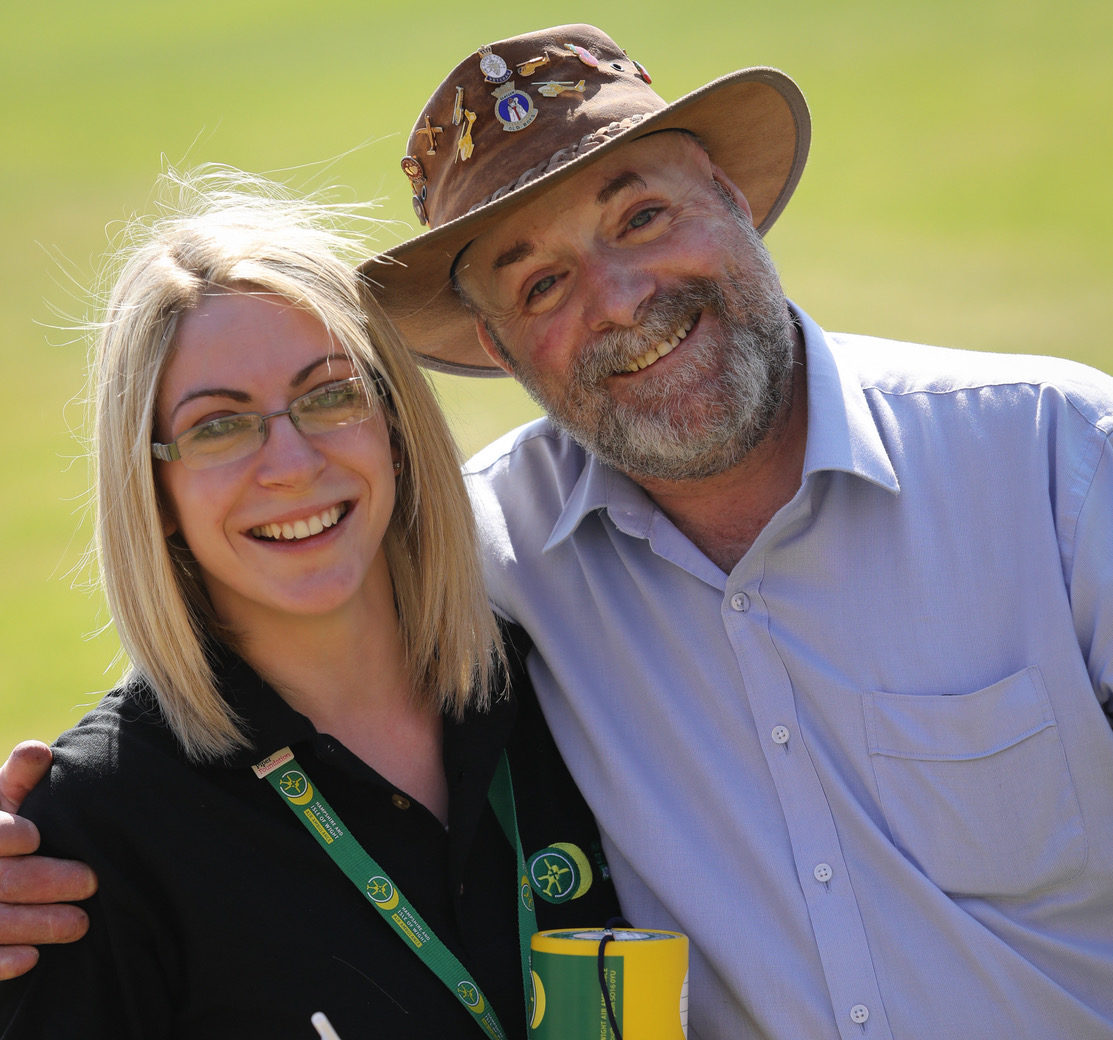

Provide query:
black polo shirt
left=0, top=624, right=619, bottom=1038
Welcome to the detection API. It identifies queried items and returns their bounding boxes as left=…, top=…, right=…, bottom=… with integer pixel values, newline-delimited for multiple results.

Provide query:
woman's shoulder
left=24, top=680, right=184, bottom=833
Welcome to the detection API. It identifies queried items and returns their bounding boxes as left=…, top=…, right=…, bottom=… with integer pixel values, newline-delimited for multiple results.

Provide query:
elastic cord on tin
left=597, top=916, right=632, bottom=1040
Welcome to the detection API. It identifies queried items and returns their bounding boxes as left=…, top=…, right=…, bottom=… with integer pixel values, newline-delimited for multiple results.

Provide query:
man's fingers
left=0, top=901, right=90, bottom=950
left=0, top=811, right=41, bottom=858
left=0, top=944, right=40, bottom=981
left=0, top=852, right=98, bottom=904
left=0, top=742, right=53, bottom=815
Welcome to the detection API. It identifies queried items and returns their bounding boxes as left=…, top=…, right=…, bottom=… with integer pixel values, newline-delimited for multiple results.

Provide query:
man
left=2, top=23, right=1112, bottom=1040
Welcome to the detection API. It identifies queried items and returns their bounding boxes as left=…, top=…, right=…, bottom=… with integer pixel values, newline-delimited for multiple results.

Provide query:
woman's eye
left=526, top=274, right=557, bottom=301
left=192, top=416, right=247, bottom=441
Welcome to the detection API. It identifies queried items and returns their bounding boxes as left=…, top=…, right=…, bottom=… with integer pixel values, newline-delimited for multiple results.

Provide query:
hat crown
left=401, top=24, right=664, bottom=230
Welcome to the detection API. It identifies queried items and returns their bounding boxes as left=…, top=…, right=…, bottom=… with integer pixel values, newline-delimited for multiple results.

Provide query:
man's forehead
left=469, top=133, right=701, bottom=267
left=485, top=170, right=648, bottom=272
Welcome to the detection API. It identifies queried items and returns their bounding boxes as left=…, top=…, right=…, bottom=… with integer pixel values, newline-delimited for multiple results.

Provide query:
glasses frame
left=151, top=376, right=377, bottom=470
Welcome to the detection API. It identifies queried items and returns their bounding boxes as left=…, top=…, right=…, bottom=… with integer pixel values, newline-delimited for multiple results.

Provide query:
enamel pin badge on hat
left=491, top=81, right=537, bottom=131
left=478, top=46, right=512, bottom=83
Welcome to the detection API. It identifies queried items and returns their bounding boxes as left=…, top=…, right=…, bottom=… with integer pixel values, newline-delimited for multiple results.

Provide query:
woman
left=0, top=169, right=617, bottom=1038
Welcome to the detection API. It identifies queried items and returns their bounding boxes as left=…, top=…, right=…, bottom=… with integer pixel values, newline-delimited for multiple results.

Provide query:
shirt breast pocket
left=862, top=667, right=1087, bottom=897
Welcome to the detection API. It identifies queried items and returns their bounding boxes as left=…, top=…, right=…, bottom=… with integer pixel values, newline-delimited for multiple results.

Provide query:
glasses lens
left=293, top=378, right=375, bottom=434
left=177, top=414, right=265, bottom=470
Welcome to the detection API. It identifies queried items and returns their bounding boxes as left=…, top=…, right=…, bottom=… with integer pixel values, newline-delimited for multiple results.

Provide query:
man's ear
left=709, top=163, right=754, bottom=224
left=473, top=316, right=516, bottom=376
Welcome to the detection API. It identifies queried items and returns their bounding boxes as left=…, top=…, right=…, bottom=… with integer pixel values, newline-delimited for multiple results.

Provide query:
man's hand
left=0, top=741, right=98, bottom=979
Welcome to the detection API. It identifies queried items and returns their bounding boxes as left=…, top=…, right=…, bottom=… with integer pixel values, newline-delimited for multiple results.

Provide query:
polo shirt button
left=771, top=725, right=790, bottom=746
left=730, top=592, right=750, bottom=612
left=814, top=862, right=833, bottom=884
left=850, top=1004, right=869, bottom=1025
left=391, top=793, right=411, bottom=810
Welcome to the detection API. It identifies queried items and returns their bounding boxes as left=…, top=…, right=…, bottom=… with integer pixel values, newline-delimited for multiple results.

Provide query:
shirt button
left=850, top=1004, right=870, bottom=1025
left=730, top=592, right=750, bottom=612
left=391, top=793, right=411, bottom=810
left=814, top=862, right=833, bottom=884
left=771, top=725, right=790, bottom=745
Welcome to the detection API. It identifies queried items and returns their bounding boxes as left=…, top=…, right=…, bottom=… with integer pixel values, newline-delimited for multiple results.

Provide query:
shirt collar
left=543, top=301, right=899, bottom=552
left=793, top=304, right=900, bottom=493
left=213, top=646, right=315, bottom=768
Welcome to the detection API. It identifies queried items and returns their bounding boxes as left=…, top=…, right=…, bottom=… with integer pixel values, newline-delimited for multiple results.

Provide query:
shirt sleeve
left=1066, top=421, right=1113, bottom=716
left=0, top=744, right=179, bottom=1038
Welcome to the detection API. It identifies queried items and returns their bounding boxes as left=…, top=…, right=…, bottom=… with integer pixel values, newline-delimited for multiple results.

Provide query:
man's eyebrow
left=492, top=242, right=534, bottom=271
left=597, top=171, right=647, bottom=206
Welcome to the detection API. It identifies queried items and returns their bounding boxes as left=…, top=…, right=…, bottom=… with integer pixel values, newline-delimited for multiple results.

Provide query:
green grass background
left=3, top=0, right=1111, bottom=744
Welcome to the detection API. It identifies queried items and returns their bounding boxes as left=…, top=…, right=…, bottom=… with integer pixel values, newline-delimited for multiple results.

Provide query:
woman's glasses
left=152, top=377, right=378, bottom=471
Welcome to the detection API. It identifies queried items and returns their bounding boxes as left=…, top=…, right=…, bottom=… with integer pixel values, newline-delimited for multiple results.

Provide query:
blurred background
left=3, top=0, right=1111, bottom=743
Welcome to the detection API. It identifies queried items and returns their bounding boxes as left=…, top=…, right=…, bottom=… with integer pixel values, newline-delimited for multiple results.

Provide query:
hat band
left=463, top=111, right=654, bottom=216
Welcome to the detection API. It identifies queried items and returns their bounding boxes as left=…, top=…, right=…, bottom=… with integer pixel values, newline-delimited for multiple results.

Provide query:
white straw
left=311, top=1011, right=343, bottom=1039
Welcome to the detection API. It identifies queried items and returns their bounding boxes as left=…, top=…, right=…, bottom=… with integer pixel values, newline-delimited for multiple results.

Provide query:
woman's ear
left=156, top=483, right=179, bottom=537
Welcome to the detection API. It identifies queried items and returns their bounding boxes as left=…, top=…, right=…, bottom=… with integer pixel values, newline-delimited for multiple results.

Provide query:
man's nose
left=583, top=254, right=655, bottom=331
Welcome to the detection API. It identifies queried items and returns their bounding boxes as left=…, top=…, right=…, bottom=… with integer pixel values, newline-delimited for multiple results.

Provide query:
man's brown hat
left=362, top=24, right=810, bottom=376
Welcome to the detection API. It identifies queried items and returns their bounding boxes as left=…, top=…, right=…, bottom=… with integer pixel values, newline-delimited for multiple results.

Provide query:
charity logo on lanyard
left=254, top=747, right=537, bottom=1039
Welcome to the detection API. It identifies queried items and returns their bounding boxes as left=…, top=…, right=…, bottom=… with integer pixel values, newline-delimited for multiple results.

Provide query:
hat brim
left=361, top=66, right=810, bottom=376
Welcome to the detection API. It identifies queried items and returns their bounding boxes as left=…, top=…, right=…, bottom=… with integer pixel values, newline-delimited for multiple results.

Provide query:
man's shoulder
left=462, top=418, right=599, bottom=570
left=463, top=416, right=585, bottom=478
left=463, top=417, right=592, bottom=514
left=826, top=330, right=1113, bottom=422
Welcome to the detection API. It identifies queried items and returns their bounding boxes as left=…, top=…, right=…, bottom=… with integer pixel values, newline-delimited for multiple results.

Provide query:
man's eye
left=526, top=274, right=557, bottom=301
left=629, top=208, right=659, bottom=230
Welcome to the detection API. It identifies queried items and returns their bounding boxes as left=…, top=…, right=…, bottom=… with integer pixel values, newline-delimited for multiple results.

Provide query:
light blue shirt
left=464, top=305, right=1113, bottom=1040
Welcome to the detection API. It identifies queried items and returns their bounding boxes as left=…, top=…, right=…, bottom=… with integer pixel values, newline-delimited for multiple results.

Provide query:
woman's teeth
left=623, top=314, right=696, bottom=373
left=252, top=504, right=346, bottom=542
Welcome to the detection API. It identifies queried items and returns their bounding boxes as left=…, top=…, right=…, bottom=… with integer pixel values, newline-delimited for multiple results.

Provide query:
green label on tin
left=530, top=948, right=623, bottom=1039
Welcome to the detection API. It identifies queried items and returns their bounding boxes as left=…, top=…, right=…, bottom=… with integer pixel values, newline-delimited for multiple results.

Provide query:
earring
left=393, top=461, right=402, bottom=473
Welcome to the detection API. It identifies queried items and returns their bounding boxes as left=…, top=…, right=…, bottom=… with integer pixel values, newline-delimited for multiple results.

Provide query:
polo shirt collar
left=213, top=647, right=315, bottom=768
left=209, top=642, right=518, bottom=790
left=543, top=301, right=899, bottom=552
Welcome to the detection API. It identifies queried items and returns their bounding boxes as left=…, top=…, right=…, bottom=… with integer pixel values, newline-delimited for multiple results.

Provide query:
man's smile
left=621, top=313, right=698, bottom=373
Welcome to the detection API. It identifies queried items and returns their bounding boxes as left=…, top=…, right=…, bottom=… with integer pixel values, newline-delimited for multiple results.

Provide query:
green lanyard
left=253, top=747, right=537, bottom=1039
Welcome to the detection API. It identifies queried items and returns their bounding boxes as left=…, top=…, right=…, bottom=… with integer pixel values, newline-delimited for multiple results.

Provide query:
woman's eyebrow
left=169, top=354, right=349, bottom=422
left=290, top=353, right=351, bottom=387
left=169, top=386, right=250, bottom=423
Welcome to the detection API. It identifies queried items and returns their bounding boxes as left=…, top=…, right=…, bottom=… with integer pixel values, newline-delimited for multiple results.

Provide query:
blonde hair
left=93, top=167, right=500, bottom=762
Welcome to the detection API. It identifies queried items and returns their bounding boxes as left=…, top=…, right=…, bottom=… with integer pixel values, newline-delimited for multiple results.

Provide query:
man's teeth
left=252, top=504, right=345, bottom=542
left=623, top=315, right=695, bottom=372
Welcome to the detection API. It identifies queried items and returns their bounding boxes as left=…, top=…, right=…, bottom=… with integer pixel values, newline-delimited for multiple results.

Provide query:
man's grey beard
left=493, top=223, right=797, bottom=483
